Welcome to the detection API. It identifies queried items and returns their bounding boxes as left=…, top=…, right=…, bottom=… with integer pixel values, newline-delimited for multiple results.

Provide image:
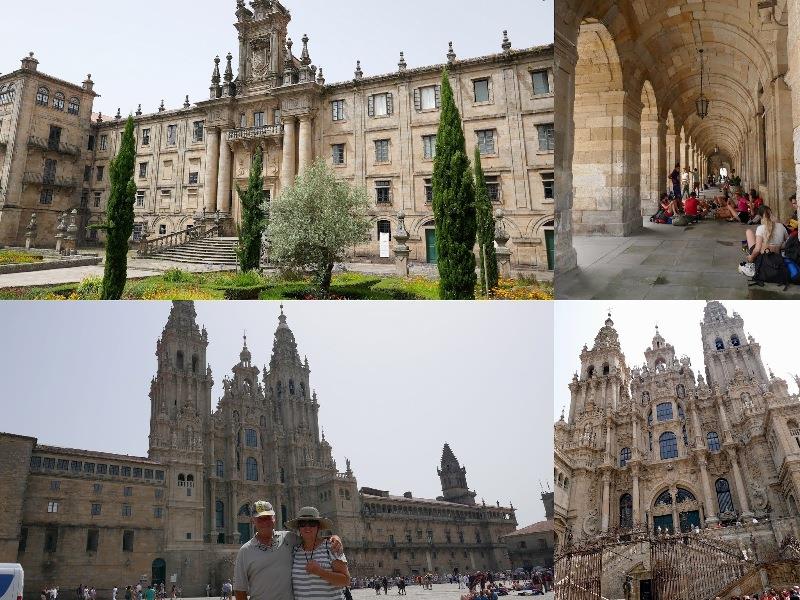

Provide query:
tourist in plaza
left=737, top=192, right=751, bottom=223
left=234, top=500, right=343, bottom=600
left=786, top=193, right=798, bottom=235
left=382, top=577, right=389, bottom=594
left=739, top=205, right=789, bottom=277
left=112, top=587, right=118, bottom=600
left=206, top=584, right=211, bottom=597
left=124, top=586, right=132, bottom=600
left=287, top=506, right=349, bottom=600
left=669, top=163, right=682, bottom=199
left=748, top=189, right=765, bottom=224
left=692, top=167, right=700, bottom=192
left=222, top=580, right=232, bottom=600
left=396, top=577, right=406, bottom=595
left=681, top=167, right=691, bottom=197
left=145, top=586, right=155, bottom=600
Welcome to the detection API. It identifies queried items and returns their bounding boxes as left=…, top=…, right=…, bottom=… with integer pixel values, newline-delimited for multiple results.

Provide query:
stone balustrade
left=227, top=124, right=284, bottom=141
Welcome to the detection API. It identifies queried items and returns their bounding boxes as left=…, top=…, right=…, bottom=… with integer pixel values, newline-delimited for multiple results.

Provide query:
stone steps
left=151, top=237, right=239, bottom=265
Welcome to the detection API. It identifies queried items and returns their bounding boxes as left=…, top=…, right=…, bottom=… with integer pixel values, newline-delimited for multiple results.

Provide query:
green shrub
left=162, top=268, right=197, bottom=284
left=74, top=277, right=103, bottom=299
left=0, top=250, right=44, bottom=265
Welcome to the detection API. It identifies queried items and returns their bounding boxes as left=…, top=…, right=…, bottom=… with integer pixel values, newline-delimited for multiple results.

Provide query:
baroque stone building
left=554, top=302, right=800, bottom=597
left=0, top=302, right=517, bottom=598
left=0, top=0, right=554, bottom=272
left=500, top=491, right=554, bottom=571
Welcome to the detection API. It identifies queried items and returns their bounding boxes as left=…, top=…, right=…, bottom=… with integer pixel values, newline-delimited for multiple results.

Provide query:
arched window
left=68, top=97, right=80, bottom=115
left=53, top=92, right=65, bottom=111
left=192, top=355, right=198, bottom=373
left=731, top=334, right=740, bottom=347
left=178, top=473, right=185, bottom=481
left=238, top=503, right=251, bottom=516
left=289, top=379, right=295, bottom=395
left=642, top=391, right=650, bottom=405
left=676, top=384, right=685, bottom=399
left=377, top=219, right=392, bottom=241
left=186, top=474, right=194, bottom=484
left=655, top=490, right=672, bottom=506
left=707, top=431, right=720, bottom=452
left=602, top=363, right=610, bottom=375
left=619, top=447, right=631, bottom=468
left=215, top=500, right=224, bottom=528
left=0, top=84, right=16, bottom=105
left=619, top=494, right=633, bottom=529
left=587, top=366, right=594, bottom=378
left=36, top=87, right=49, bottom=106
left=659, top=432, right=678, bottom=460
left=216, top=460, right=224, bottom=478
left=716, top=479, right=734, bottom=514
left=656, top=402, right=673, bottom=422
left=246, top=457, right=258, bottom=481
left=176, top=351, right=184, bottom=369
left=245, top=429, right=257, bottom=447
left=715, top=337, right=724, bottom=350
left=675, top=488, right=695, bottom=503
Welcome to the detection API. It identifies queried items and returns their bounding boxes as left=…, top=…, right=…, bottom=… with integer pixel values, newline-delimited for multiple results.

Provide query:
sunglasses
left=298, top=520, right=319, bottom=528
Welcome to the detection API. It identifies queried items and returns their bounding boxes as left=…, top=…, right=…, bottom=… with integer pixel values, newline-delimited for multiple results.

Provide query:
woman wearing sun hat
left=288, top=507, right=350, bottom=600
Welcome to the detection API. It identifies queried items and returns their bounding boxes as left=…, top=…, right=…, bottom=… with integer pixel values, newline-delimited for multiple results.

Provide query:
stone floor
left=557, top=215, right=800, bottom=300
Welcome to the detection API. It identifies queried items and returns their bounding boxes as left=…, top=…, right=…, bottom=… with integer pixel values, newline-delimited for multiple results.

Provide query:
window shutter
left=387, top=93, right=394, bottom=115
left=332, top=102, right=337, bottom=120
left=414, top=89, right=421, bottom=112
left=488, top=79, right=493, bottom=103
left=435, top=85, right=441, bottom=109
left=368, top=95, right=375, bottom=117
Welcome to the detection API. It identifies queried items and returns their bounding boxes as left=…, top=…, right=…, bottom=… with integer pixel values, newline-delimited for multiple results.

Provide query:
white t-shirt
left=755, top=223, right=788, bottom=247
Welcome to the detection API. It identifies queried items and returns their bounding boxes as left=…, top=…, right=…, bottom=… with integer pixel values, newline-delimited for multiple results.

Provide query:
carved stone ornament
left=251, top=37, right=271, bottom=79
left=583, top=508, right=600, bottom=535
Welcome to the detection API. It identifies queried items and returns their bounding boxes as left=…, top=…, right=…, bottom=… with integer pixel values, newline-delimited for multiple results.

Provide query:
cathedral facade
left=0, top=0, right=554, bottom=272
left=0, top=302, right=517, bottom=598
left=554, top=302, right=800, bottom=596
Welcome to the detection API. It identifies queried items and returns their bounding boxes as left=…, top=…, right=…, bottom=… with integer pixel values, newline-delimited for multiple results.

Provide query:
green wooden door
left=545, top=229, right=555, bottom=270
left=425, top=229, right=438, bottom=264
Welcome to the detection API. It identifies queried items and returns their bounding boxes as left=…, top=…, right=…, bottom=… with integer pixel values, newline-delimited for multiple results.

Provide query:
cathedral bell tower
left=437, top=443, right=477, bottom=505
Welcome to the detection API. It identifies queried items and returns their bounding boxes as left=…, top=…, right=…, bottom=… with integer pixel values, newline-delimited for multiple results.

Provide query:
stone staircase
left=149, top=237, right=239, bottom=266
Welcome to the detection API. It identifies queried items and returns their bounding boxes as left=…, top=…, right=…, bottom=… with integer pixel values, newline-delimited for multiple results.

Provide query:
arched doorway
left=422, top=221, right=437, bottom=264
left=152, top=558, right=166, bottom=585
left=542, top=221, right=555, bottom=270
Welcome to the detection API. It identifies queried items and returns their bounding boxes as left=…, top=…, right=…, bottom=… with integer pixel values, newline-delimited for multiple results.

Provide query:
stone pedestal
left=24, top=213, right=37, bottom=250
left=494, top=209, right=512, bottom=278
left=62, top=209, right=79, bottom=255
left=393, top=211, right=411, bottom=278
left=54, top=212, right=67, bottom=254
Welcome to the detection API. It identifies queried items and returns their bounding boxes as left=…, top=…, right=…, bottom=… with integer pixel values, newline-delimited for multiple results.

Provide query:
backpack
left=672, top=215, right=689, bottom=226
left=749, top=251, right=790, bottom=290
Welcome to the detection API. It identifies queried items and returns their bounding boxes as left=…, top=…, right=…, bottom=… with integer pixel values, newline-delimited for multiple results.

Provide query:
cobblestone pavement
left=557, top=214, right=800, bottom=300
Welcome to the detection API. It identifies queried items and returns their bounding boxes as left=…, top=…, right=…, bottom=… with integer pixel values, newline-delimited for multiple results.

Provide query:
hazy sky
left=1, top=0, right=553, bottom=117
left=554, top=301, right=800, bottom=419
left=0, top=301, right=552, bottom=527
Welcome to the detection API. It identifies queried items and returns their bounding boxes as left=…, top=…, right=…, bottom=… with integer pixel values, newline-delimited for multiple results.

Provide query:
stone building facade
left=500, top=492, right=554, bottom=570
left=0, top=302, right=517, bottom=598
left=554, top=302, right=800, bottom=591
left=0, top=0, right=554, bottom=272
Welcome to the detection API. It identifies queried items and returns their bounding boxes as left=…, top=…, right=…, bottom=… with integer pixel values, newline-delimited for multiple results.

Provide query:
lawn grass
left=0, top=249, right=44, bottom=265
left=0, top=269, right=553, bottom=300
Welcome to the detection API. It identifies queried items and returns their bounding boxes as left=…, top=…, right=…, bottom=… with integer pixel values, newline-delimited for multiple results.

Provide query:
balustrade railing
left=137, top=223, right=220, bottom=256
left=227, top=124, right=284, bottom=141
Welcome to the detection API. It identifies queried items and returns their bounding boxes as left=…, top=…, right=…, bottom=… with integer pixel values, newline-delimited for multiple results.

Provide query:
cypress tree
left=236, top=146, right=266, bottom=272
left=432, top=68, right=477, bottom=300
left=474, top=146, right=498, bottom=296
left=100, top=116, right=137, bottom=300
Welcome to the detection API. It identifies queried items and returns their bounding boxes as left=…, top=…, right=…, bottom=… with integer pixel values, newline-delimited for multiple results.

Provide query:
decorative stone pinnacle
left=183, top=95, right=190, bottom=109
left=212, top=55, right=221, bottom=85
left=158, top=100, right=165, bottom=112
left=316, top=66, right=325, bottom=85
left=502, top=30, right=511, bottom=52
left=300, top=33, right=311, bottom=66
left=135, top=104, right=142, bottom=116
left=354, top=60, right=363, bottom=80
left=224, top=53, right=234, bottom=82
left=398, top=51, right=407, bottom=72
left=447, top=42, right=456, bottom=64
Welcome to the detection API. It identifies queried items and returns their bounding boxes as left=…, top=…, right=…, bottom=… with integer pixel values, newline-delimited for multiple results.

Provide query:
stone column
left=298, top=115, right=313, bottom=175
left=601, top=471, right=611, bottom=531
left=640, top=118, right=667, bottom=216
left=726, top=447, right=753, bottom=518
left=767, top=77, right=796, bottom=221
left=393, top=211, right=411, bottom=278
left=205, top=127, right=221, bottom=213
left=280, top=115, right=297, bottom=193
left=698, top=458, right=718, bottom=524
left=718, top=399, right=734, bottom=443
left=494, top=209, right=512, bottom=278
left=632, top=465, right=641, bottom=524
left=216, top=139, right=232, bottom=214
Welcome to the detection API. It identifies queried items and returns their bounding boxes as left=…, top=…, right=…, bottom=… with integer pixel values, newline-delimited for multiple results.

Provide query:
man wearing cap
left=234, top=500, right=343, bottom=600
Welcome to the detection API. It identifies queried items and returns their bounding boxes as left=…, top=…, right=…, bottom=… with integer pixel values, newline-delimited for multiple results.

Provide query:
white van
left=0, top=564, right=23, bottom=600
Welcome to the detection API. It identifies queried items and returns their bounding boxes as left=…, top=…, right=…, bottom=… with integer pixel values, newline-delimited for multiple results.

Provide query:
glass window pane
left=532, top=70, right=550, bottom=94
left=420, top=87, right=436, bottom=110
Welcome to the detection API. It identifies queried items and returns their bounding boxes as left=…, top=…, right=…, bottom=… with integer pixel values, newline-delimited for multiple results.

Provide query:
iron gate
left=554, top=545, right=603, bottom=600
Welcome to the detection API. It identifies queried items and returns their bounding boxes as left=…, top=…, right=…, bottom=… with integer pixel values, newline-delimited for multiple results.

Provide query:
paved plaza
left=557, top=213, right=800, bottom=300
left=171, top=585, right=551, bottom=600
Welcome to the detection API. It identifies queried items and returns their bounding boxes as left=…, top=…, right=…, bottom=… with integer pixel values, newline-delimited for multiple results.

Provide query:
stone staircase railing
left=137, top=224, right=221, bottom=257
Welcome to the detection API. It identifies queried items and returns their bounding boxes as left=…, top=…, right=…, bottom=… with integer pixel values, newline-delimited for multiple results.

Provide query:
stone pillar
left=718, top=399, right=733, bottom=443
left=393, top=211, right=411, bottom=278
left=494, top=209, right=512, bottom=278
left=280, top=115, right=297, bottom=193
left=601, top=471, right=611, bottom=531
left=24, top=213, right=37, bottom=250
left=297, top=115, right=313, bottom=175
left=786, top=1, right=800, bottom=214
left=726, top=447, right=753, bottom=518
left=698, top=458, right=718, bottom=524
left=640, top=119, right=666, bottom=216
left=631, top=465, right=641, bottom=524
left=554, top=27, right=578, bottom=273
left=205, top=127, right=221, bottom=213
left=766, top=77, right=796, bottom=220
left=216, top=139, right=232, bottom=214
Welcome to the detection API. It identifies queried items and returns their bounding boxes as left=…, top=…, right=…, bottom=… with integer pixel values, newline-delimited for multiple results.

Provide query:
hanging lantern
left=696, top=48, right=709, bottom=119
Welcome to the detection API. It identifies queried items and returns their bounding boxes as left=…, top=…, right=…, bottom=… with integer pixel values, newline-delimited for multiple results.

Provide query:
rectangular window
left=274, top=109, right=281, bottom=125
left=50, top=480, right=60, bottom=491
left=369, top=93, right=392, bottom=117
left=166, top=125, right=177, bottom=146
left=474, top=79, right=490, bottom=103
left=375, top=139, right=390, bottom=163
left=477, top=130, right=495, bottom=155
left=48, top=126, right=62, bottom=149
left=83, top=463, right=95, bottom=474
left=123, top=486, right=133, bottom=497
left=91, top=503, right=101, bottom=516
left=57, top=459, right=69, bottom=470
left=30, top=456, right=42, bottom=469
left=86, top=529, right=99, bottom=552
left=159, top=224, right=167, bottom=236
left=416, top=85, right=440, bottom=111
left=331, top=100, right=345, bottom=122
left=43, top=159, right=57, bottom=184
left=99, top=135, right=108, bottom=151
left=122, top=504, right=132, bottom=517
left=332, top=143, right=345, bottom=166
left=154, top=507, right=163, bottom=518
left=39, top=189, right=53, bottom=205
left=47, top=501, right=59, bottom=513
left=96, top=166, right=104, bottom=181
left=71, top=461, right=82, bottom=472
left=133, top=467, right=142, bottom=478
left=240, top=113, right=247, bottom=128
left=485, top=176, right=500, bottom=202
left=18, top=528, right=27, bottom=553
left=121, top=466, right=131, bottom=477
left=375, top=180, right=391, bottom=204
left=423, top=135, right=437, bottom=160
left=122, top=530, right=134, bottom=551
left=193, top=121, right=204, bottom=142
left=109, top=465, right=120, bottom=476
left=537, top=124, right=555, bottom=152
left=155, top=470, right=165, bottom=480
left=424, top=179, right=433, bottom=204
left=532, top=70, right=550, bottom=95
left=144, top=469, right=154, bottom=479
left=94, top=192, right=101, bottom=208
left=155, top=488, right=164, bottom=499
left=44, top=527, right=58, bottom=552
left=188, top=172, right=199, bottom=185
left=80, top=191, right=89, bottom=208
left=136, top=190, right=145, bottom=208
left=88, top=135, right=95, bottom=151
left=84, top=165, right=92, bottom=182
left=141, top=129, right=151, bottom=146
left=93, top=483, right=103, bottom=493
left=96, top=464, right=107, bottom=475
left=541, top=172, right=554, bottom=200
left=253, top=112, right=265, bottom=128
left=138, top=162, right=148, bottom=179
left=186, top=532, right=192, bottom=540
left=43, top=457, right=55, bottom=469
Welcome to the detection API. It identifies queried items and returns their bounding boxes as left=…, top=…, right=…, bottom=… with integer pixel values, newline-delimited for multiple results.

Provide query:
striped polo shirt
left=291, top=541, right=347, bottom=600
